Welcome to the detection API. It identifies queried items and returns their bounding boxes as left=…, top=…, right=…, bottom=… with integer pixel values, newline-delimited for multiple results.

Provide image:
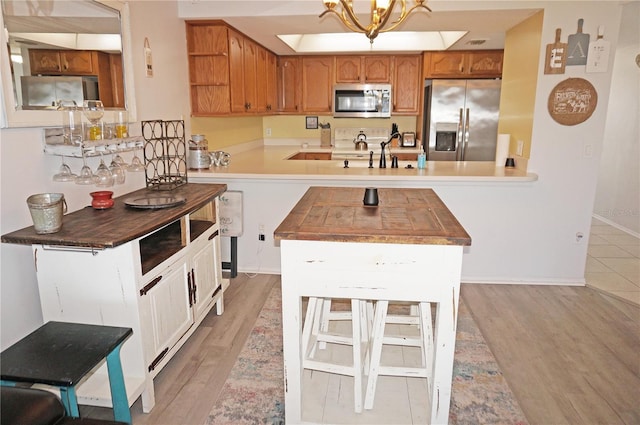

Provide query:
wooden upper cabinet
left=466, top=51, right=503, bottom=77
left=186, top=22, right=231, bottom=115
left=30, top=50, right=95, bottom=75
left=242, top=38, right=258, bottom=112
left=278, top=56, right=300, bottom=113
left=228, top=29, right=247, bottom=113
left=29, top=50, right=62, bottom=73
left=301, top=56, right=333, bottom=113
left=424, top=50, right=503, bottom=78
left=363, top=56, right=391, bottom=83
left=335, top=55, right=391, bottom=83
left=60, top=51, right=94, bottom=74
left=427, top=51, right=466, bottom=77
left=335, top=56, right=361, bottom=83
left=392, top=55, right=421, bottom=115
left=265, top=51, right=278, bottom=112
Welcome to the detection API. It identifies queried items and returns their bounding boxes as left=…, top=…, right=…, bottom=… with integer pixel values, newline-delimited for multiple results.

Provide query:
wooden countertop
left=1, top=183, right=227, bottom=249
left=274, top=186, right=471, bottom=246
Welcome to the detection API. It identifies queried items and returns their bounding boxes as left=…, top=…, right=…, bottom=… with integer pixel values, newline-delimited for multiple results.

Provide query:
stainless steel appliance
left=20, top=76, right=99, bottom=109
left=333, top=84, right=391, bottom=118
left=422, top=79, right=502, bottom=161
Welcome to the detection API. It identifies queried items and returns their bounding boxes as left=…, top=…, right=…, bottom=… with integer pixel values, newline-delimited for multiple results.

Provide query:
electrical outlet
left=516, top=140, right=524, bottom=156
left=266, top=128, right=272, bottom=137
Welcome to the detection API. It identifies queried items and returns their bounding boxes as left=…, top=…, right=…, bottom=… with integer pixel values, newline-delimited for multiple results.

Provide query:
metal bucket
left=26, top=193, right=67, bottom=234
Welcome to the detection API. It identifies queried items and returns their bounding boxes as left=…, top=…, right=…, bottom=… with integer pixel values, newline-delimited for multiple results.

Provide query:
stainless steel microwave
left=333, top=84, right=392, bottom=118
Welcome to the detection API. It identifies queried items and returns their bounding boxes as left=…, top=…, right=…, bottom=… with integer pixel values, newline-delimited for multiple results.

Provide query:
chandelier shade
left=320, top=0, right=432, bottom=43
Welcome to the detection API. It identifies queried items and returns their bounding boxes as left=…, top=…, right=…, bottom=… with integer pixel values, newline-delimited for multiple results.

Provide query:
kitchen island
left=274, top=186, right=471, bottom=424
left=1, top=183, right=227, bottom=414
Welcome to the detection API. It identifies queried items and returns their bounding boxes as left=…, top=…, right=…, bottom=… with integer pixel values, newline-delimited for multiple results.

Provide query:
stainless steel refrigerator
left=422, top=79, right=502, bottom=161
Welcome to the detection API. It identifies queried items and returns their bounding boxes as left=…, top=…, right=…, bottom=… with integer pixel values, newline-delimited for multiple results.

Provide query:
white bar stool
left=301, top=297, right=371, bottom=413
left=364, top=300, right=434, bottom=410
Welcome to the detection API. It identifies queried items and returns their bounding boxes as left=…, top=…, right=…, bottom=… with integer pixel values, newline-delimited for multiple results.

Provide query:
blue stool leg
left=0, top=380, right=17, bottom=387
left=59, top=386, right=80, bottom=417
left=105, top=342, right=132, bottom=424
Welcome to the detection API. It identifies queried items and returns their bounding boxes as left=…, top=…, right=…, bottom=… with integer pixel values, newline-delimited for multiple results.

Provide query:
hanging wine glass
left=127, top=145, right=145, bottom=172
left=53, top=156, right=77, bottom=182
left=83, top=100, right=104, bottom=141
left=109, top=153, right=126, bottom=185
left=76, top=149, right=95, bottom=185
left=94, top=153, right=114, bottom=187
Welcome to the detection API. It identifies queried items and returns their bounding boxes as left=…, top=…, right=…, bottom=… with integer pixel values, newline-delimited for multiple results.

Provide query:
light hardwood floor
left=84, top=274, right=639, bottom=424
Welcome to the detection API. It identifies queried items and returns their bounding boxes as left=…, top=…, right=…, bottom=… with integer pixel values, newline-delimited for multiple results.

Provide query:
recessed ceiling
left=178, top=1, right=541, bottom=55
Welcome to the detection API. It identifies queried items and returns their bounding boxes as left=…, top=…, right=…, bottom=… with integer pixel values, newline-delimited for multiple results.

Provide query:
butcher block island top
left=274, top=186, right=471, bottom=246
left=1, top=183, right=227, bottom=248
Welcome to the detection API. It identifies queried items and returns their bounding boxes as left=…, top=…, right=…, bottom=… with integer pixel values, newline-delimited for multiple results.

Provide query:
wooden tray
left=548, top=78, right=597, bottom=126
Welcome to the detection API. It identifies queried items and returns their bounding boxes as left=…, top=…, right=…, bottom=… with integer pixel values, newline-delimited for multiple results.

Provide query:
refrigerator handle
left=457, top=108, right=464, bottom=161
left=463, top=108, right=470, bottom=161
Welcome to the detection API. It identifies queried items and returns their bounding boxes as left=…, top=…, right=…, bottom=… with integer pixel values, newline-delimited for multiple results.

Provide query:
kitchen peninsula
left=188, top=144, right=538, bottom=182
left=1, top=183, right=227, bottom=414
left=186, top=142, right=538, bottom=281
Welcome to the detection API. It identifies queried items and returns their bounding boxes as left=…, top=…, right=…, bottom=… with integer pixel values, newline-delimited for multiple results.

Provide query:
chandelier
left=319, top=0, right=432, bottom=43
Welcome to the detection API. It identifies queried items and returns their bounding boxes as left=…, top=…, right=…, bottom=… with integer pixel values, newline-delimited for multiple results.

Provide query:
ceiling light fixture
left=320, top=0, right=431, bottom=43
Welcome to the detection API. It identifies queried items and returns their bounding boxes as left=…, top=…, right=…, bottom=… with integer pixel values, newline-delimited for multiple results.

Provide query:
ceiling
left=178, top=1, right=541, bottom=55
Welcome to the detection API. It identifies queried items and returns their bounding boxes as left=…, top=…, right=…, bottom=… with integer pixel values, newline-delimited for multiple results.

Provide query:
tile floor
left=585, top=217, right=640, bottom=306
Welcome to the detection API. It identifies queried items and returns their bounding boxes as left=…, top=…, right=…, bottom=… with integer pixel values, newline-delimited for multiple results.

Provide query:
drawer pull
left=140, top=275, right=162, bottom=296
left=148, top=347, right=169, bottom=372
left=208, top=230, right=219, bottom=241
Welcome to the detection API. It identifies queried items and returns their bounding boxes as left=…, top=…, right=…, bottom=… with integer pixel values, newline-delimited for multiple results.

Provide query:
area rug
left=205, top=285, right=528, bottom=425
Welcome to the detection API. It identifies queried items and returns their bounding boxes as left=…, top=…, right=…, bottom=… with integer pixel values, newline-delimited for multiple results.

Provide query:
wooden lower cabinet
left=30, top=198, right=224, bottom=414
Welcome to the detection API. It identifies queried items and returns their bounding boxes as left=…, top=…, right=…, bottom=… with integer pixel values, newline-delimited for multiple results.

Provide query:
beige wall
left=498, top=10, right=544, bottom=159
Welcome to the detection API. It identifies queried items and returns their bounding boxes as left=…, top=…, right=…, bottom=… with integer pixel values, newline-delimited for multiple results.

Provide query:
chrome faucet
left=380, top=132, right=401, bottom=168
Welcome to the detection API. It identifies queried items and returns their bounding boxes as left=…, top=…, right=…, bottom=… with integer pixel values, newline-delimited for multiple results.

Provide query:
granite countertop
left=188, top=144, right=537, bottom=183
left=1, top=183, right=227, bottom=248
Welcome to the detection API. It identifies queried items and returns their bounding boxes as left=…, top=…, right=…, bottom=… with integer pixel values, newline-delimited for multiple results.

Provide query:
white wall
left=0, top=1, right=189, bottom=349
left=593, top=1, right=640, bottom=235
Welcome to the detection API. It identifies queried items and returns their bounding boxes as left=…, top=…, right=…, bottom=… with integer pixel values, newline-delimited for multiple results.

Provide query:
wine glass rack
left=141, top=119, right=187, bottom=191
left=43, top=128, right=144, bottom=158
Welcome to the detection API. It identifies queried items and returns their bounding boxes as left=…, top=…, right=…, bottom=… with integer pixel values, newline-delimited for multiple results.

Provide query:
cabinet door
left=140, top=259, right=193, bottom=372
left=255, top=46, right=268, bottom=113
left=278, top=56, right=300, bottom=113
left=191, top=232, right=222, bottom=320
left=109, top=54, right=125, bottom=108
left=265, top=50, right=278, bottom=112
left=393, top=55, right=421, bottom=115
left=364, top=56, right=391, bottom=83
left=243, top=38, right=258, bottom=112
left=29, top=50, right=62, bottom=74
left=335, top=56, right=362, bottom=83
left=428, top=52, right=466, bottom=77
left=467, top=51, right=503, bottom=77
left=228, top=29, right=246, bottom=113
left=301, top=56, right=333, bottom=113
left=60, top=51, right=95, bottom=74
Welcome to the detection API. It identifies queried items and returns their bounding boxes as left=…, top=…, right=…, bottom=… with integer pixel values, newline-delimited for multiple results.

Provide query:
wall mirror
left=0, top=0, right=136, bottom=128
